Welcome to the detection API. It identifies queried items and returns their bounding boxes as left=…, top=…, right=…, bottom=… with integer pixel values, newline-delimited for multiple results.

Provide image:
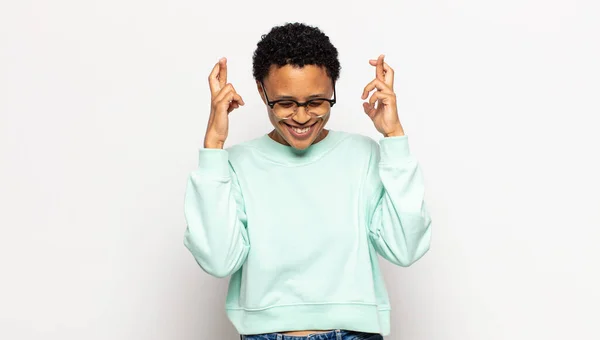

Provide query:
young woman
left=184, top=23, right=432, bottom=340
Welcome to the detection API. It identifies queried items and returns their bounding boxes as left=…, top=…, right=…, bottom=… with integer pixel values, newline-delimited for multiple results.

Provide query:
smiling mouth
left=284, top=121, right=318, bottom=138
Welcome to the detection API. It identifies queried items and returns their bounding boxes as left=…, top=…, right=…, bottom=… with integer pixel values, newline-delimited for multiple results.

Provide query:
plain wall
left=1, top=0, right=599, bottom=339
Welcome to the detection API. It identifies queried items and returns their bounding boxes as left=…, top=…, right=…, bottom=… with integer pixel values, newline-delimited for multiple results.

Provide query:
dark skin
left=204, top=54, right=403, bottom=150
left=258, top=64, right=332, bottom=150
left=202, top=55, right=404, bottom=335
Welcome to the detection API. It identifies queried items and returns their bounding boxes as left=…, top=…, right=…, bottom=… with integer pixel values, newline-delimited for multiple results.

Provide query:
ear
left=256, top=80, right=266, bottom=104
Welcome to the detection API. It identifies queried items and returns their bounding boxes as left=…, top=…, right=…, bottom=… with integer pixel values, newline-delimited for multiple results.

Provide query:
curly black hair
left=252, top=22, right=341, bottom=83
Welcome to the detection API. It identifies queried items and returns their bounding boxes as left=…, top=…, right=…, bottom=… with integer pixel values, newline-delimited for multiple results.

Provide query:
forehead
left=263, top=64, right=331, bottom=96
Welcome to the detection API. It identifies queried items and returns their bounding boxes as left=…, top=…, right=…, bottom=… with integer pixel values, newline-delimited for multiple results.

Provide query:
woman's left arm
left=361, top=54, right=432, bottom=266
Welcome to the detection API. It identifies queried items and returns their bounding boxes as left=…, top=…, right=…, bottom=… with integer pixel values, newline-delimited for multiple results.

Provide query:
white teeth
left=291, top=126, right=310, bottom=134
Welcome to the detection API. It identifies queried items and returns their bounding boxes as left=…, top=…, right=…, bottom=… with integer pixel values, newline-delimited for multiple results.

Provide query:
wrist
left=384, top=127, right=405, bottom=138
left=203, top=139, right=224, bottom=149
left=203, top=130, right=226, bottom=149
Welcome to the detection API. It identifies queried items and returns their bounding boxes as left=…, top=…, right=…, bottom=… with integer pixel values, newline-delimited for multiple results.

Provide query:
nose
left=292, top=106, right=311, bottom=125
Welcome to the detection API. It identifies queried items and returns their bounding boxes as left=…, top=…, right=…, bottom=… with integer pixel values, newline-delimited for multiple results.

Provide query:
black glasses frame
left=260, top=81, right=337, bottom=110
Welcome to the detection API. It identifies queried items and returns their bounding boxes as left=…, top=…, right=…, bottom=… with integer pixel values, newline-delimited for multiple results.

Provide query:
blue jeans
left=241, top=330, right=383, bottom=340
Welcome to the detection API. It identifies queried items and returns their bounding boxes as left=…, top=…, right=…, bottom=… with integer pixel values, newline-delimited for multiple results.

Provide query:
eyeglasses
left=260, top=81, right=336, bottom=121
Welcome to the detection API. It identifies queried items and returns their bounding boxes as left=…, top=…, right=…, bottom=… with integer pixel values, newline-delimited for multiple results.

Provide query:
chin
left=288, top=139, right=314, bottom=150
left=278, top=120, right=324, bottom=150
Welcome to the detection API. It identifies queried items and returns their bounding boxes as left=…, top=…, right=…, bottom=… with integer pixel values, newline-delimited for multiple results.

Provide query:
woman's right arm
left=184, top=57, right=248, bottom=278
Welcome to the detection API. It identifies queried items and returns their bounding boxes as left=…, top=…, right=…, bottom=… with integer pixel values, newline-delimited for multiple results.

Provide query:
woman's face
left=257, top=64, right=334, bottom=150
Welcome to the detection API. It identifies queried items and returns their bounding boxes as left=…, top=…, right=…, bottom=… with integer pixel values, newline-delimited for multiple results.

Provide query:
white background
left=1, top=1, right=599, bottom=339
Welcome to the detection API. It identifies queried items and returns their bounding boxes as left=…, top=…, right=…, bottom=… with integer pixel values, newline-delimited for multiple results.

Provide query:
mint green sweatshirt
left=183, top=130, right=431, bottom=335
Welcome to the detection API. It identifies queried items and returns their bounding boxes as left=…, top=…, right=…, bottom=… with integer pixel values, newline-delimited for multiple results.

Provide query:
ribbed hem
left=197, top=148, right=229, bottom=176
left=226, top=304, right=391, bottom=336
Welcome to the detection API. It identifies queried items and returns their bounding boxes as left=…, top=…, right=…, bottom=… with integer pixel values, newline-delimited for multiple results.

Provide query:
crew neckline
left=250, top=129, right=347, bottom=165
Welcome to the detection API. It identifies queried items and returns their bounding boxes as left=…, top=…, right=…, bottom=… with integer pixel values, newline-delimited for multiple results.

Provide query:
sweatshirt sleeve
left=183, top=148, right=250, bottom=278
left=365, top=136, right=432, bottom=267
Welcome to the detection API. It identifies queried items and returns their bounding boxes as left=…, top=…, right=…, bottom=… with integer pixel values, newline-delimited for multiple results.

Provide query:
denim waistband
left=242, top=329, right=342, bottom=340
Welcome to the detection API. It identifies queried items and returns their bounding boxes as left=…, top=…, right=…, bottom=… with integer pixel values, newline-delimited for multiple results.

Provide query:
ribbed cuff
left=197, top=148, right=230, bottom=177
left=379, top=135, right=410, bottom=163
